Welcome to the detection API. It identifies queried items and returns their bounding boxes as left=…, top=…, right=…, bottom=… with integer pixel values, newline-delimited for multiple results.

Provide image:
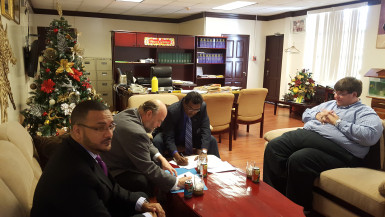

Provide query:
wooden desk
left=165, top=169, right=304, bottom=217
left=274, top=100, right=317, bottom=116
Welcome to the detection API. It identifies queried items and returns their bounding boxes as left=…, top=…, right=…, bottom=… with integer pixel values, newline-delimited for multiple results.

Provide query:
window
left=304, top=4, right=368, bottom=87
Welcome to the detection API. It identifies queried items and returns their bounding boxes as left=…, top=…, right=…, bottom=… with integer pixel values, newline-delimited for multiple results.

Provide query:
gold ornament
left=44, top=119, right=50, bottom=125
left=0, top=16, right=17, bottom=123
left=56, top=0, right=63, bottom=17
left=47, top=109, right=63, bottom=121
left=56, top=59, right=74, bottom=74
left=71, top=44, right=84, bottom=57
left=57, top=93, right=69, bottom=103
left=43, top=48, right=58, bottom=61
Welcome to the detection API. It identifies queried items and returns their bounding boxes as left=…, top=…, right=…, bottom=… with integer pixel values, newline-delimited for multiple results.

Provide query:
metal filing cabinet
left=83, top=57, right=113, bottom=107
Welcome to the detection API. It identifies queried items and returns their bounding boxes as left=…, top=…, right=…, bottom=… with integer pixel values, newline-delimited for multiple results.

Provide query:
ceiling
left=29, top=0, right=363, bottom=19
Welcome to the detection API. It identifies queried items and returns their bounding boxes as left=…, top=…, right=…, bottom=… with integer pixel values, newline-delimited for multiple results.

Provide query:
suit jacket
left=101, top=108, right=176, bottom=192
left=160, top=100, right=211, bottom=153
left=31, top=136, right=145, bottom=217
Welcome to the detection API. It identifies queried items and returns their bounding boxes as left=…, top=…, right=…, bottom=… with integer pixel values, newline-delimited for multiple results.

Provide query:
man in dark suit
left=31, top=100, right=165, bottom=217
left=153, top=91, right=220, bottom=166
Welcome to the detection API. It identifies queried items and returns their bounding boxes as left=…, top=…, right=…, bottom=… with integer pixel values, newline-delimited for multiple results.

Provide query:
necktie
left=95, top=155, right=108, bottom=176
left=185, top=117, right=193, bottom=155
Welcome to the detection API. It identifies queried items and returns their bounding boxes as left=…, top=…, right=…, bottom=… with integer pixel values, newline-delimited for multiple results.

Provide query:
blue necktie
left=95, top=155, right=108, bottom=176
left=185, top=117, right=193, bottom=155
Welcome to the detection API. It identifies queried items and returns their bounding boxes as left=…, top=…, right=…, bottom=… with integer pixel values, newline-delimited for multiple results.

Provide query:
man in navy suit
left=153, top=91, right=220, bottom=166
left=31, top=100, right=165, bottom=217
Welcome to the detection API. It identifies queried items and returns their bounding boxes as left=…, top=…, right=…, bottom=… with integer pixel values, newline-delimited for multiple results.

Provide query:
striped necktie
left=185, top=117, right=193, bottom=155
left=95, top=155, right=108, bottom=176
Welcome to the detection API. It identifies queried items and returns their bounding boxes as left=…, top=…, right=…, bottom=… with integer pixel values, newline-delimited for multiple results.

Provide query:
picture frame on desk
left=1, top=0, right=14, bottom=20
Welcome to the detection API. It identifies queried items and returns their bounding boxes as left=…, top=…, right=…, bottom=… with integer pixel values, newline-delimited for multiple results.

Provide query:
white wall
left=179, top=18, right=205, bottom=36
left=31, top=14, right=181, bottom=58
left=260, top=4, right=385, bottom=106
left=1, top=5, right=30, bottom=123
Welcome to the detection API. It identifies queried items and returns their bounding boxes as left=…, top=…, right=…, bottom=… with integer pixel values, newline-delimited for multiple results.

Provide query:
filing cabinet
left=83, top=57, right=113, bottom=107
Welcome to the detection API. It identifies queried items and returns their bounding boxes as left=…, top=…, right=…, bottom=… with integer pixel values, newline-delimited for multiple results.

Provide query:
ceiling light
left=115, top=0, right=143, bottom=2
left=213, top=1, right=256, bottom=10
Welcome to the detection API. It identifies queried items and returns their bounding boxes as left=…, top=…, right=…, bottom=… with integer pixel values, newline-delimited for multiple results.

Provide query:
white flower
left=305, top=82, right=310, bottom=85
left=61, top=103, right=76, bottom=116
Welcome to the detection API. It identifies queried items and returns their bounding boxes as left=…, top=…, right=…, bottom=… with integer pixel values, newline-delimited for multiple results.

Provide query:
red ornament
left=54, top=28, right=59, bottom=33
left=82, top=81, right=91, bottom=89
left=42, top=112, right=48, bottom=116
left=41, top=79, right=56, bottom=93
left=74, top=41, right=77, bottom=44
left=45, top=68, right=51, bottom=73
left=56, top=132, right=59, bottom=136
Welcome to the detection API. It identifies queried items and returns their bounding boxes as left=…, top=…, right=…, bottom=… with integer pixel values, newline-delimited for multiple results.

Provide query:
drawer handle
left=102, top=72, right=108, bottom=75
left=102, top=83, right=108, bottom=86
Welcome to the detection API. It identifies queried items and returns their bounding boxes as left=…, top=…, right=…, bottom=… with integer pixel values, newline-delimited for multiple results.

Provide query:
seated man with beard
left=101, top=100, right=190, bottom=196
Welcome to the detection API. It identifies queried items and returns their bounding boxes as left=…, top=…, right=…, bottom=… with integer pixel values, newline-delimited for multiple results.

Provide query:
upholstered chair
left=233, top=88, right=268, bottom=139
left=202, top=93, right=235, bottom=151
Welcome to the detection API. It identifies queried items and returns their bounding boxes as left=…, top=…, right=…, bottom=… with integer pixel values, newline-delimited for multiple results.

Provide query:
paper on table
left=169, top=155, right=236, bottom=173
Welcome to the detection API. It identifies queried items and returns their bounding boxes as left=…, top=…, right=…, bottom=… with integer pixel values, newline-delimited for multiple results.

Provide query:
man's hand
left=325, top=112, right=340, bottom=126
left=142, top=202, right=165, bottom=217
left=316, top=110, right=333, bottom=124
left=174, top=152, right=188, bottom=166
left=158, top=155, right=177, bottom=176
left=177, top=176, right=192, bottom=188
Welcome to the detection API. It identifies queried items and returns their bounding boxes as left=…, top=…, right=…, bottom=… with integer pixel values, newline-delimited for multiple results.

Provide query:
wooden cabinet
left=371, top=97, right=385, bottom=119
left=195, top=36, right=227, bottom=86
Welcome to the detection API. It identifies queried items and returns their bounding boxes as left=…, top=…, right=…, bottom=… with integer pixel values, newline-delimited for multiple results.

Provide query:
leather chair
left=202, top=93, right=235, bottom=151
left=233, top=88, right=268, bottom=139
left=150, top=66, right=173, bottom=90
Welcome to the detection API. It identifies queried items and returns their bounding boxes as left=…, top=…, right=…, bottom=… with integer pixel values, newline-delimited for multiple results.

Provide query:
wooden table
left=274, top=100, right=317, bottom=115
left=165, top=169, right=304, bottom=217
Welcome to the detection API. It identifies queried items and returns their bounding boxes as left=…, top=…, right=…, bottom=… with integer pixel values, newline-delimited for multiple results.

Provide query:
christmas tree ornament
left=43, top=48, right=58, bottom=61
left=57, top=33, right=67, bottom=54
left=30, top=83, right=37, bottom=89
left=56, top=59, right=74, bottom=74
left=49, top=99, right=56, bottom=106
left=44, top=120, right=50, bottom=125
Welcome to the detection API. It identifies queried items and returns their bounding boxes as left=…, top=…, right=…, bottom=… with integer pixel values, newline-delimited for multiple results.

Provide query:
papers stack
left=169, top=155, right=236, bottom=173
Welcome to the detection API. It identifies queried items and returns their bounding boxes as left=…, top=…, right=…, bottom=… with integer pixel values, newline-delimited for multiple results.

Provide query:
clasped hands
left=142, top=201, right=165, bottom=217
left=316, top=110, right=340, bottom=125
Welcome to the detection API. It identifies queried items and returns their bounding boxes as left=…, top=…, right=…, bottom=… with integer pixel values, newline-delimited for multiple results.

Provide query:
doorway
left=222, top=34, right=249, bottom=88
left=263, top=34, right=284, bottom=102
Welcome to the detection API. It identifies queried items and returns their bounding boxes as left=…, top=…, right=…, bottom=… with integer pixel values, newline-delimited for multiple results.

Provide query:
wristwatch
left=335, top=119, right=341, bottom=127
left=202, top=149, right=207, bottom=154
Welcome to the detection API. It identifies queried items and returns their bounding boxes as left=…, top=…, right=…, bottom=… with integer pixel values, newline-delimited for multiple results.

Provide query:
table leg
left=274, top=102, right=278, bottom=115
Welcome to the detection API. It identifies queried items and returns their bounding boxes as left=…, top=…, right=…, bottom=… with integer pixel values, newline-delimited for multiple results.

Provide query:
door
left=222, top=34, right=249, bottom=88
left=263, top=35, right=283, bottom=102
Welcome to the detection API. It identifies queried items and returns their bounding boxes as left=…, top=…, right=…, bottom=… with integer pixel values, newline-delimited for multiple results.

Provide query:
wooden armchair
left=233, top=88, right=268, bottom=139
left=202, top=93, right=235, bottom=151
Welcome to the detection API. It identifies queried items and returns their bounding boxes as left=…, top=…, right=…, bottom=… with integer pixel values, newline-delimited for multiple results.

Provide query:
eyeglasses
left=77, top=123, right=116, bottom=132
left=185, top=104, right=201, bottom=112
left=333, top=91, right=352, bottom=97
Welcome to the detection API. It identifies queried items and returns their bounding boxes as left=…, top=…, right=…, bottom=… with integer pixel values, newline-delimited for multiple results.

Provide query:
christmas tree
left=21, top=15, right=104, bottom=136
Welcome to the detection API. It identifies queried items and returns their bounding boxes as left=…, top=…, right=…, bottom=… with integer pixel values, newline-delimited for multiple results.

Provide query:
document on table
left=169, top=155, right=236, bottom=173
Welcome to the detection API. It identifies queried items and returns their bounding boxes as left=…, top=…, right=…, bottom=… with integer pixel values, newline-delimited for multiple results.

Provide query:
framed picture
left=1, top=0, right=14, bottom=20
left=292, top=18, right=306, bottom=33
left=13, top=0, right=20, bottom=24
left=376, top=0, right=385, bottom=48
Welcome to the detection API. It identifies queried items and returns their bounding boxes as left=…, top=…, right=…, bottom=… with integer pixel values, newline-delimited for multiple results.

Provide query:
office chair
left=150, top=66, right=173, bottom=90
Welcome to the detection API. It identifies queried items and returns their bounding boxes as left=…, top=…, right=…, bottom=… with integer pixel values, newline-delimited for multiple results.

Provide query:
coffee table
left=165, top=168, right=304, bottom=217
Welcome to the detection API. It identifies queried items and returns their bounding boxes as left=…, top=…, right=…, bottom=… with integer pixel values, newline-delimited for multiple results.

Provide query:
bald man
left=102, top=100, right=190, bottom=196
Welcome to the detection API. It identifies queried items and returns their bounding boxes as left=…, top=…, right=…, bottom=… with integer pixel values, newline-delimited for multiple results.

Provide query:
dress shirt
left=303, top=100, right=383, bottom=158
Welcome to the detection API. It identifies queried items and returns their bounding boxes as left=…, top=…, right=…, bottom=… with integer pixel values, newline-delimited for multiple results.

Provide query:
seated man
left=153, top=91, right=220, bottom=166
left=31, top=100, right=164, bottom=217
left=101, top=100, right=190, bottom=196
left=263, top=77, right=383, bottom=214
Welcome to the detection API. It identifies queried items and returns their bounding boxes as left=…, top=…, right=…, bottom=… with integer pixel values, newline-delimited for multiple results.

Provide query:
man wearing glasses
left=153, top=91, right=220, bottom=166
left=263, top=77, right=383, bottom=215
left=31, top=100, right=165, bottom=217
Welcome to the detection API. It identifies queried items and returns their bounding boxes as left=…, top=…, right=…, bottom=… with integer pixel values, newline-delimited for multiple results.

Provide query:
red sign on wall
left=144, top=37, right=175, bottom=46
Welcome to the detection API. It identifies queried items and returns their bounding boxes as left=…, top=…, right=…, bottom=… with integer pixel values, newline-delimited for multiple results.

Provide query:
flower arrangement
left=288, top=69, right=315, bottom=102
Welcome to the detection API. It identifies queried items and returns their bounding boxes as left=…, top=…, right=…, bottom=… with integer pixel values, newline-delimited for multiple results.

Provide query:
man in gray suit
left=102, top=100, right=190, bottom=196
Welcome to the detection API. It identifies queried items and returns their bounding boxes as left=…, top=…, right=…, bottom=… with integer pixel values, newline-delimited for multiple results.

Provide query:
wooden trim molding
left=30, top=0, right=380, bottom=23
